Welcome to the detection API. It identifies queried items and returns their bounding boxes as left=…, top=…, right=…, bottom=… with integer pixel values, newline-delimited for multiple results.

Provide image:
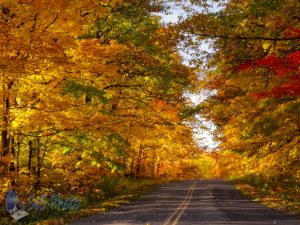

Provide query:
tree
left=178, top=0, right=300, bottom=181
left=0, top=0, right=199, bottom=200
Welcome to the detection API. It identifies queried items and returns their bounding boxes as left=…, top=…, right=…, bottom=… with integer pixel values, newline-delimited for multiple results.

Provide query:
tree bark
left=36, top=138, right=41, bottom=185
left=130, top=158, right=135, bottom=177
left=1, top=82, right=13, bottom=174
left=28, top=140, right=33, bottom=176
left=16, top=137, right=21, bottom=172
left=136, top=148, right=144, bottom=177
left=9, top=136, right=15, bottom=172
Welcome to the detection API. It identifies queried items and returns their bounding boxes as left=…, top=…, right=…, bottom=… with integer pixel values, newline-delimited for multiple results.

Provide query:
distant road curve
left=69, top=180, right=300, bottom=225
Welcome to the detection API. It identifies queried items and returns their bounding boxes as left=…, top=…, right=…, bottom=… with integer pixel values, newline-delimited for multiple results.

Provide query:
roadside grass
left=0, top=178, right=167, bottom=225
left=234, top=175, right=300, bottom=215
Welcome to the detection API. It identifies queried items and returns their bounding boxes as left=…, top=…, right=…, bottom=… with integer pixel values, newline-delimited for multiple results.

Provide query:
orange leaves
left=77, top=39, right=127, bottom=62
left=0, top=155, right=11, bottom=167
left=154, top=99, right=167, bottom=108
left=152, top=99, right=181, bottom=123
left=0, top=0, right=199, bottom=201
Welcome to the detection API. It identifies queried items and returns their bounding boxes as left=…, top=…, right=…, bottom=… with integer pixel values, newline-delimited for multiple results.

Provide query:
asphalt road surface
left=69, top=180, right=300, bottom=225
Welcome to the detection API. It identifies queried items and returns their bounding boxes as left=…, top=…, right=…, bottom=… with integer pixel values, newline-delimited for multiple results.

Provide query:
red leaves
left=284, top=26, right=300, bottom=38
left=269, top=79, right=300, bottom=98
left=256, top=55, right=281, bottom=69
left=286, top=50, right=300, bottom=66
left=236, top=55, right=282, bottom=73
left=252, top=76, right=300, bottom=99
left=236, top=62, right=253, bottom=72
left=274, top=51, right=300, bottom=78
left=251, top=92, right=268, bottom=99
left=238, top=52, right=300, bottom=77
left=238, top=50, right=300, bottom=99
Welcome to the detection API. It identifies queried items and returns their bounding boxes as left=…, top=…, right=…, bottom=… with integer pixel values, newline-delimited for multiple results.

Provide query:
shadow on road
left=69, top=180, right=300, bottom=225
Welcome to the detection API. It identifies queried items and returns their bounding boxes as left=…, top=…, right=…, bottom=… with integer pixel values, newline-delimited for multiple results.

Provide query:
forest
left=0, top=0, right=299, bottom=223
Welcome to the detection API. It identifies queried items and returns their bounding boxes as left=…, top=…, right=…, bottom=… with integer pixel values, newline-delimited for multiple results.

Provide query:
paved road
left=69, top=180, right=300, bottom=225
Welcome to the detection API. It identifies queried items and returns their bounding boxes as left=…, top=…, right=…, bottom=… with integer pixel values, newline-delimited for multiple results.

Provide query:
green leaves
left=248, top=0, right=282, bottom=14
left=80, top=2, right=158, bottom=48
left=63, top=80, right=109, bottom=105
left=0, top=0, right=200, bottom=202
left=182, top=0, right=300, bottom=182
left=251, top=116, right=279, bottom=137
left=178, top=104, right=203, bottom=119
left=101, top=133, right=129, bottom=157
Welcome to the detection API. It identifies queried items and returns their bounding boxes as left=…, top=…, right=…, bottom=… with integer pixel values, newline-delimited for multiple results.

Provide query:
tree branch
left=190, top=33, right=300, bottom=41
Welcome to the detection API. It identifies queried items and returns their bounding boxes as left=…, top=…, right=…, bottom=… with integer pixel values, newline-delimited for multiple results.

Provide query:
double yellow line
left=163, top=181, right=198, bottom=225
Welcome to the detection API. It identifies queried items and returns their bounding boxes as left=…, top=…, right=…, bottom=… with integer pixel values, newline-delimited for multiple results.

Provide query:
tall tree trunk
left=9, top=136, right=15, bottom=172
left=40, top=137, right=49, bottom=170
left=1, top=82, right=13, bottom=174
left=151, top=153, right=156, bottom=178
left=16, top=137, right=21, bottom=172
left=16, top=137, right=21, bottom=186
left=130, top=158, right=135, bottom=177
left=37, top=138, right=40, bottom=178
left=156, top=160, right=161, bottom=177
left=28, top=140, right=33, bottom=176
left=136, top=148, right=144, bottom=177
left=36, top=138, right=41, bottom=188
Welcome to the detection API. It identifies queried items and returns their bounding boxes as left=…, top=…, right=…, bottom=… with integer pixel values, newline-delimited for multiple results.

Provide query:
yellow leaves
left=0, top=0, right=201, bottom=201
left=78, top=39, right=126, bottom=58
left=262, top=41, right=273, bottom=52
left=0, top=176, right=13, bottom=201
left=74, top=39, right=126, bottom=79
left=65, top=48, right=77, bottom=58
left=223, top=125, right=240, bottom=143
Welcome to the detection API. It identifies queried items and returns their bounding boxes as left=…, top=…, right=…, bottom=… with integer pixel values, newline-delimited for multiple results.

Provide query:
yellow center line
left=163, top=181, right=197, bottom=225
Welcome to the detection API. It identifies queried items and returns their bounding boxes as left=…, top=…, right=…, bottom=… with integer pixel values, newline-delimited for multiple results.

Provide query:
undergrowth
left=235, top=174, right=300, bottom=215
left=0, top=178, right=166, bottom=225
